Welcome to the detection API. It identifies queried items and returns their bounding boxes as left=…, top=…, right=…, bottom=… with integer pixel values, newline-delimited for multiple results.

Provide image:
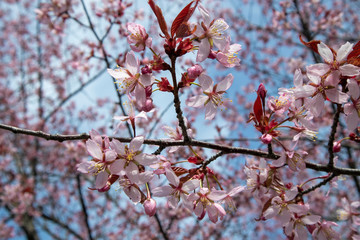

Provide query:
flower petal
left=86, top=139, right=103, bottom=160
left=216, top=73, right=233, bottom=92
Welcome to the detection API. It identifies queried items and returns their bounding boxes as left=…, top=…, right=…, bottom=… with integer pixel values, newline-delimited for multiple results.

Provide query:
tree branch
left=2, top=123, right=360, bottom=176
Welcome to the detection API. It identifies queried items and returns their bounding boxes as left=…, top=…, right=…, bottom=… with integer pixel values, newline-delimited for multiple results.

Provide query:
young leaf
left=148, top=0, right=170, bottom=39
left=171, top=0, right=198, bottom=38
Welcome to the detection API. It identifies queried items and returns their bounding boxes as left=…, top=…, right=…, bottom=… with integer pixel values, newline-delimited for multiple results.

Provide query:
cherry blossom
left=77, top=134, right=117, bottom=189
left=107, top=51, right=154, bottom=102
left=307, top=42, right=360, bottom=78
left=194, top=4, right=229, bottom=62
left=109, top=136, right=158, bottom=183
left=187, top=188, right=227, bottom=223
left=152, top=168, right=200, bottom=208
left=187, top=73, right=233, bottom=120
left=216, top=39, right=242, bottom=68
left=126, top=23, right=152, bottom=52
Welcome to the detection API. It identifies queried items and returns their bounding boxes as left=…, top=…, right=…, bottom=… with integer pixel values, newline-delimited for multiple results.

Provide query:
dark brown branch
left=169, top=55, right=190, bottom=142
left=2, top=123, right=360, bottom=176
left=327, top=104, right=341, bottom=167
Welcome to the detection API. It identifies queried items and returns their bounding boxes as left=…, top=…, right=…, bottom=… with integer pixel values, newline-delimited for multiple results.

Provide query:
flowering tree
left=1, top=0, right=360, bottom=239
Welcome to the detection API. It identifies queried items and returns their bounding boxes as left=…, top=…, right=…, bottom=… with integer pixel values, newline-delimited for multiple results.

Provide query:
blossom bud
left=260, top=133, right=272, bottom=144
left=142, top=98, right=154, bottom=112
left=257, top=83, right=267, bottom=101
left=187, top=64, right=204, bottom=79
left=187, top=156, right=204, bottom=165
left=141, top=65, right=152, bottom=74
left=333, top=141, right=341, bottom=153
left=144, top=198, right=156, bottom=217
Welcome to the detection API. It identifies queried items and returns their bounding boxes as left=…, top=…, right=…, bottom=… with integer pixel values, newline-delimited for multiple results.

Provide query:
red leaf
left=299, top=35, right=321, bottom=54
left=253, top=94, right=263, bottom=124
left=148, top=0, right=170, bottom=39
left=347, top=40, right=360, bottom=61
left=171, top=0, right=198, bottom=38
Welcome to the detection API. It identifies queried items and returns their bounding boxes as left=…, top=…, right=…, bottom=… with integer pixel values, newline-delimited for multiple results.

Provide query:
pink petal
left=205, top=102, right=217, bottom=120
left=125, top=51, right=139, bottom=75
left=318, top=42, right=334, bottom=63
left=216, top=73, right=233, bottom=92
left=336, top=42, right=353, bottom=62
left=95, top=171, right=108, bottom=189
left=302, top=215, right=321, bottom=225
left=194, top=202, right=204, bottom=217
left=130, top=136, right=144, bottom=151
left=347, top=79, right=360, bottom=99
left=109, top=160, right=125, bottom=175
left=152, top=186, right=173, bottom=197
left=107, top=68, right=129, bottom=80
left=165, top=168, right=179, bottom=186
left=135, top=153, right=158, bottom=166
left=326, top=88, right=349, bottom=104
left=125, top=162, right=139, bottom=184
left=182, top=179, right=200, bottom=192
left=199, top=74, right=213, bottom=92
left=86, top=139, right=103, bottom=160
left=197, top=39, right=210, bottom=62
left=124, top=186, right=141, bottom=203
left=105, top=150, right=117, bottom=162
left=293, top=69, right=303, bottom=87
left=307, top=63, right=330, bottom=77
left=110, top=139, right=125, bottom=155
left=186, top=95, right=208, bottom=107
left=340, top=64, right=360, bottom=76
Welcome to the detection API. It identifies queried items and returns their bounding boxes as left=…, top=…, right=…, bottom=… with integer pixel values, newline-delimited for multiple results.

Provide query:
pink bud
left=142, top=98, right=154, bottom=112
left=144, top=198, right=156, bottom=217
left=257, top=83, right=267, bottom=101
left=141, top=65, right=152, bottom=74
left=333, top=141, right=341, bottom=153
left=261, top=133, right=272, bottom=144
left=187, top=64, right=204, bottom=79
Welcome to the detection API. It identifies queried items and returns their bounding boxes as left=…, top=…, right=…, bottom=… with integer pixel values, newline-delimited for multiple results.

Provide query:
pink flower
left=312, top=220, right=340, bottom=240
left=126, top=23, right=152, bottom=52
left=194, top=5, right=229, bottom=62
left=295, top=71, right=349, bottom=117
left=208, top=186, right=245, bottom=212
left=187, top=73, right=233, bottom=120
left=77, top=132, right=117, bottom=189
left=162, top=118, right=193, bottom=153
left=307, top=42, right=360, bottom=78
left=216, top=39, right=241, bottom=68
left=336, top=197, right=360, bottom=223
left=152, top=168, right=200, bottom=208
left=244, top=159, right=270, bottom=199
left=272, top=150, right=306, bottom=172
left=284, top=207, right=321, bottom=240
left=107, top=51, right=154, bottom=102
left=187, top=188, right=226, bottom=223
left=119, top=171, right=153, bottom=204
left=113, top=101, right=148, bottom=135
left=109, top=136, right=158, bottom=183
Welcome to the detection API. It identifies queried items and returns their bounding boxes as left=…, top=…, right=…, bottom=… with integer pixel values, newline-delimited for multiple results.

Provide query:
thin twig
left=76, top=174, right=93, bottom=240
